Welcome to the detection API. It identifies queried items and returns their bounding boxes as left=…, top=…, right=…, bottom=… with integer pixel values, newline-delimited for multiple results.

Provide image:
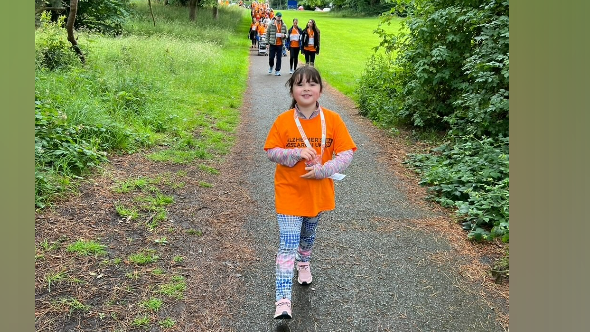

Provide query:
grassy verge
left=275, top=10, right=403, bottom=99
left=35, top=3, right=251, bottom=208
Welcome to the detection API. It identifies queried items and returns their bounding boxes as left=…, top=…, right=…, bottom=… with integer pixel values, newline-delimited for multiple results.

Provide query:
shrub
left=35, top=12, right=80, bottom=70
left=406, top=136, right=509, bottom=242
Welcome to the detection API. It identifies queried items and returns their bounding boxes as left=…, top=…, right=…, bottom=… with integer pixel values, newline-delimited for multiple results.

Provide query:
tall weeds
left=35, top=3, right=251, bottom=208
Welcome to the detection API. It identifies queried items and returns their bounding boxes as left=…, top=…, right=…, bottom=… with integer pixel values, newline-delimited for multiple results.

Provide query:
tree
left=66, top=0, right=85, bottom=63
left=189, top=0, right=198, bottom=21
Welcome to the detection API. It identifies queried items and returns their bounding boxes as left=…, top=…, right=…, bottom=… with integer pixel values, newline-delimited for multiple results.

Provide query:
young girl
left=264, top=66, right=357, bottom=319
left=287, top=18, right=303, bottom=74
left=301, top=19, right=320, bottom=66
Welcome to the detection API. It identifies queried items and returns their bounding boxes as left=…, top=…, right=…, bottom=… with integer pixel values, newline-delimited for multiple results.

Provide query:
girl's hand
left=299, top=147, right=317, bottom=162
left=301, top=166, right=317, bottom=179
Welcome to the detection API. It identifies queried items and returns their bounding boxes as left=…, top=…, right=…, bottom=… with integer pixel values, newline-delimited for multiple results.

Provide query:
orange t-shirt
left=289, top=28, right=300, bottom=48
left=275, top=22, right=283, bottom=46
left=303, top=29, right=316, bottom=52
left=264, top=108, right=357, bottom=216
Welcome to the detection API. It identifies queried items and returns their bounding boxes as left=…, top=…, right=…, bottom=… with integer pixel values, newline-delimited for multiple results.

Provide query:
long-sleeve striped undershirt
left=266, top=148, right=354, bottom=179
left=266, top=103, right=354, bottom=179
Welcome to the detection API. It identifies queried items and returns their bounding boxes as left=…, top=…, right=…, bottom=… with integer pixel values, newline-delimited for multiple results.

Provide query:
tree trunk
left=189, top=0, right=197, bottom=21
left=66, top=0, right=85, bottom=64
left=212, top=5, right=218, bottom=20
left=148, top=0, right=156, bottom=26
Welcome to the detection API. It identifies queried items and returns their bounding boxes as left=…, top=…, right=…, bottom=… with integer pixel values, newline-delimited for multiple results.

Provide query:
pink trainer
left=297, top=262, right=313, bottom=285
left=274, top=298, right=292, bottom=319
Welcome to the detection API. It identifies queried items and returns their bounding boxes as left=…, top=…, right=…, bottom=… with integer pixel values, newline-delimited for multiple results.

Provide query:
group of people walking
left=249, top=9, right=321, bottom=76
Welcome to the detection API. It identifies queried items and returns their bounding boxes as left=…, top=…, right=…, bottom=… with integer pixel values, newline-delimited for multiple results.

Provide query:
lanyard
left=294, top=107, right=326, bottom=162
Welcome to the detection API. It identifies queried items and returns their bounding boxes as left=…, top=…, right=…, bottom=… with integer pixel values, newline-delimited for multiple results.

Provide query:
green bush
left=406, top=136, right=509, bottom=242
left=35, top=13, right=80, bottom=70
left=357, top=53, right=400, bottom=126
left=35, top=98, right=108, bottom=208
left=357, top=0, right=509, bottom=242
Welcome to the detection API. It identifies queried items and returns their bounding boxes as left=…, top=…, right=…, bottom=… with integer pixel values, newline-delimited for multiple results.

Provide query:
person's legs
left=276, top=214, right=303, bottom=302
left=289, top=48, right=296, bottom=70
left=268, top=45, right=277, bottom=72
left=304, top=50, right=310, bottom=64
left=295, top=214, right=320, bottom=285
left=309, top=52, right=316, bottom=66
left=297, top=214, right=320, bottom=262
left=275, top=45, right=283, bottom=72
left=291, top=48, right=300, bottom=71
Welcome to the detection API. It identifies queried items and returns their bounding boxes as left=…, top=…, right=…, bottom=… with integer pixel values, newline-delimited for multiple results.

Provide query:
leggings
left=275, top=213, right=321, bottom=301
left=250, top=30, right=257, bottom=46
left=304, top=50, right=316, bottom=65
left=289, top=47, right=301, bottom=71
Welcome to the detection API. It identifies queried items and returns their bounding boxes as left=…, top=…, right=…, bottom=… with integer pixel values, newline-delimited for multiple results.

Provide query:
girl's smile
left=293, top=80, right=321, bottom=112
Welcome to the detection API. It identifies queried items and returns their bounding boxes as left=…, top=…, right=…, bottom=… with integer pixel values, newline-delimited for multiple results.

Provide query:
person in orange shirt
left=301, top=19, right=320, bottom=66
left=264, top=66, right=357, bottom=319
left=249, top=18, right=259, bottom=48
left=257, top=21, right=267, bottom=39
left=287, top=18, right=303, bottom=74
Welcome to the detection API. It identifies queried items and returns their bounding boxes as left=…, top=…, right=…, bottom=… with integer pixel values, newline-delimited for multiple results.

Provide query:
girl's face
left=308, top=20, right=313, bottom=28
left=292, top=76, right=322, bottom=109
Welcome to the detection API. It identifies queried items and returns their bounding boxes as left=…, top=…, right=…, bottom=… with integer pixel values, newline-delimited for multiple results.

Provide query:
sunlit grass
left=274, top=10, right=403, bottom=99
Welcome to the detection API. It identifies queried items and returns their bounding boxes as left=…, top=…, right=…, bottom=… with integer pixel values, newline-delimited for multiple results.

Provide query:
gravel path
left=225, top=50, right=503, bottom=332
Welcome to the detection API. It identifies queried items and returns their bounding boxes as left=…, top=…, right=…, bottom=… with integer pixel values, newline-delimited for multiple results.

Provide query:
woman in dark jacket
left=287, top=18, right=303, bottom=74
left=300, top=19, right=320, bottom=66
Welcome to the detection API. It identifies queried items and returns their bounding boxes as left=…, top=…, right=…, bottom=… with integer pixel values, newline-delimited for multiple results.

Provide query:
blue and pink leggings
left=275, top=213, right=320, bottom=301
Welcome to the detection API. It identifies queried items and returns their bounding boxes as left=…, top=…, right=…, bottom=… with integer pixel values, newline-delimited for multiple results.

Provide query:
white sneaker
left=275, top=71, right=281, bottom=76
left=268, top=67, right=273, bottom=74
left=289, top=69, right=294, bottom=74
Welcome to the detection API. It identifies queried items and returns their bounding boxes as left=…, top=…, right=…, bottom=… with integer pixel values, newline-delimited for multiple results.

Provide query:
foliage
left=448, top=1, right=509, bottom=137
left=406, top=136, right=509, bottom=242
left=34, top=3, right=250, bottom=209
left=364, top=0, right=509, bottom=137
left=35, top=97, right=108, bottom=208
left=356, top=53, right=399, bottom=125
left=357, top=0, right=509, bottom=242
left=48, top=0, right=132, bottom=35
left=35, top=12, right=80, bottom=70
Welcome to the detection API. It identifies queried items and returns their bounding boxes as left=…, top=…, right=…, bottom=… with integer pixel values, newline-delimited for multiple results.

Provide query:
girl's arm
left=311, top=149, right=354, bottom=179
left=266, top=147, right=303, bottom=167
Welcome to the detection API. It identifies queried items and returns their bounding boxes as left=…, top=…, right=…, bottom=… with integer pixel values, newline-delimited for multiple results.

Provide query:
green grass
left=158, top=275, right=186, bottom=299
left=66, top=239, right=107, bottom=256
left=59, top=297, right=90, bottom=313
left=45, top=270, right=66, bottom=292
left=140, top=297, right=163, bottom=311
left=159, top=318, right=176, bottom=328
left=132, top=315, right=150, bottom=327
left=113, top=177, right=151, bottom=193
left=128, top=249, right=159, bottom=265
left=275, top=10, right=403, bottom=99
left=115, top=203, right=140, bottom=220
left=198, top=164, right=220, bottom=175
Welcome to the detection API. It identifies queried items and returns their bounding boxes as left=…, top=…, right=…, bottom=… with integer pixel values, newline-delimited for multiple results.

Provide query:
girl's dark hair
left=307, top=19, right=320, bottom=33
left=285, top=65, right=324, bottom=109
